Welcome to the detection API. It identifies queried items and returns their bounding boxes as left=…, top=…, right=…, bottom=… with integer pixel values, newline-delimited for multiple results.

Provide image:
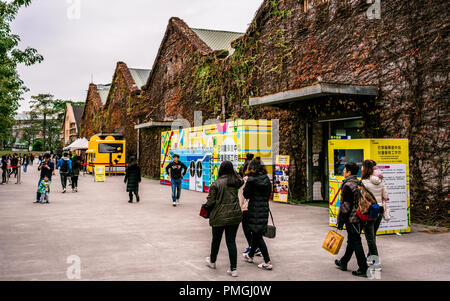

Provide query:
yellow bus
left=86, top=135, right=126, bottom=174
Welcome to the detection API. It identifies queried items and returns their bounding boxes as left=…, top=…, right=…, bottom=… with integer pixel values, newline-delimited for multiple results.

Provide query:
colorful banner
left=273, top=155, right=290, bottom=203
left=160, top=120, right=273, bottom=193
left=328, top=139, right=410, bottom=235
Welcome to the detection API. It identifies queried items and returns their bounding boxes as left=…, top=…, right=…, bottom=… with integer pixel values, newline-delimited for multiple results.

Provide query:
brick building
left=82, top=0, right=449, bottom=224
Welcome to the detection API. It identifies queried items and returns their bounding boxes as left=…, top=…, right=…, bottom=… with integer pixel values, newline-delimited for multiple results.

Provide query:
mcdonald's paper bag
left=322, top=230, right=344, bottom=255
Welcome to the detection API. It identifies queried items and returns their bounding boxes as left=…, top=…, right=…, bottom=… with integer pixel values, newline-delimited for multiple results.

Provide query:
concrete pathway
left=0, top=165, right=449, bottom=281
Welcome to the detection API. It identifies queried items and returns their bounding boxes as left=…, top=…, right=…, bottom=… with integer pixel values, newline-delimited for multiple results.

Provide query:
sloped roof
left=72, top=104, right=85, bottom=133
left=191, top=28, right=243, bottom=54
left=129, top=68, right=151, bottom=89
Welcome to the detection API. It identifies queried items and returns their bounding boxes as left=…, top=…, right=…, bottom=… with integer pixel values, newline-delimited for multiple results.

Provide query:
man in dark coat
left=335, top=162, right=368, bottom=277
left=124, top=157, right=141, bottom=203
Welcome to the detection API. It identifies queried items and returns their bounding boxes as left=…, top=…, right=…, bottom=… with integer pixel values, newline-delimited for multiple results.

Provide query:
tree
left=20, top=112, right=40, bottom=149
left=0, top=0, right=43, bottom=148
left=29, top=94, right=54, bottom=150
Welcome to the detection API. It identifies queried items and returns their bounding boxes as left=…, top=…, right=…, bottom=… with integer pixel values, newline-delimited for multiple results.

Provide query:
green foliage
left=32, top=139, right=43, bottom=151
left=0, top=0, right=43, bottom=148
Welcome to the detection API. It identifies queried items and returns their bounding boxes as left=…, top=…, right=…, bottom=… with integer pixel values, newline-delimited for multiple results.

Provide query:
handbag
left=199, top=203, right=211, bottom=219
left=263, top=209, right=276, bottom=239
left=322, top=230, right=344, bottom=255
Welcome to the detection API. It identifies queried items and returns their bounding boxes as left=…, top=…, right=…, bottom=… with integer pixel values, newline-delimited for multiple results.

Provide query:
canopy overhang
left=249, top=83, right=378, bottom=107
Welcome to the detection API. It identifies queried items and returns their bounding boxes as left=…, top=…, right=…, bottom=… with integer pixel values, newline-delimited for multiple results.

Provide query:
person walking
left=9, top=154, right=19, bottom=178
left=165, top=154, right=187, bottom=207
left=238, top=156, right=261, bottom=257
left=71, top=156, right=82, bottom=192
left=1, top=156, right=7, bottom=184
left=124, top=156, right=141, bottom=203
left=56, top=153, right=72, bottom=193
left=334, top=162, right=368, bottom=278
left=361, top=160, right=389, bottom=269
left=30, top=153, right=34, bottom=166
left=22, top=154, right=29, bottom=174
left=205, top=161, right=244, bottom=277
left=34, top=153, right=54, bottom=203
left=242, top=159, right=273, bottom=271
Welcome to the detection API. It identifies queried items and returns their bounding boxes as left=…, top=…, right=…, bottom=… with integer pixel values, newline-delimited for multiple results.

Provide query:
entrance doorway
left=306, top=117, right=364, bottom=201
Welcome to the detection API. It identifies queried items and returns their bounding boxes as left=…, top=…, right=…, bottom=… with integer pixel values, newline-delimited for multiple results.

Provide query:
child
left=38, top=176, right=51, bottom=204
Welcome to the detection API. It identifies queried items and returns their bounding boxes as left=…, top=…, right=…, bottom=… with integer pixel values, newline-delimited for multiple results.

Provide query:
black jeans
left=1, top=169, right=6, bottom=183
left=241, top=211, right=252, bottom=247
left=210, top=224, right=239, bottom=270
left=128, top=188, right=139, bottom=201
left=60, top=173, right=68, bottom=189
left=249, top=232, right=271, bottom=263
left=71, top=176, right=78, bottom=189
left=340, top=222, right=368, bottom=272
left=364, top=215, right=383, bottom=257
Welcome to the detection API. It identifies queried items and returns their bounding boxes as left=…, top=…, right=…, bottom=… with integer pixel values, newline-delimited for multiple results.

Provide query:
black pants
left=249, top=231, right=271, bottom=263
left=71, top=176, right=78, bottom=189
left=1, top=169, right=6, bottom=183
left=340, top=223, right=368, bottom=272
left=60, top=173, right=68, bottom=189
left=242, top=211, right=252, bottom=247
left=128, top=188, right=139, bottom=201
left=9, top=168, right=17, bottom=178
left=210, top=224, right=239, bottom=270
left=364, top=215, right=383, bottom=257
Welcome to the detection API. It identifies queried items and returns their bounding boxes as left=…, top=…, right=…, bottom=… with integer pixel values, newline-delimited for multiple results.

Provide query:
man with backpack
left=334, top=162, right=368, bottom=278
left=56, top=153, right=72, bottom=193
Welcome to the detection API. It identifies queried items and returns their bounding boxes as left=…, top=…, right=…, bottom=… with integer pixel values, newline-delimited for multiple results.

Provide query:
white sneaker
left=227, top=269, right=238, bottom=277
left=176, top=199, right=180, bottom=205
left=205, top=257, right=216, bottom=269
left=258, top=262, right=273, bottom=270
left=62, top=189, right=66, bottom=193
left=243, top=253, right=254, bottom=263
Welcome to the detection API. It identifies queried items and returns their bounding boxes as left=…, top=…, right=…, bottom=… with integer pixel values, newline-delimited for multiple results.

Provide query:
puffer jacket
left=124, top=165, right=141, bottom=192
left=206, top=175, right=244, bottom=227
left=243, top=174, right=272, bottom=233
left=362, top=175, right=388, bottom=205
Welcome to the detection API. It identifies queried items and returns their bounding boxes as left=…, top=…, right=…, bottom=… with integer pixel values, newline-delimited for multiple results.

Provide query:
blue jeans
left=171, top=178, right=182, bottom=202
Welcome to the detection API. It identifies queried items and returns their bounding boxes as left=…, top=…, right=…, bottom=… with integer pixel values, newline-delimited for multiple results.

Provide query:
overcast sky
left=11, top=0, right=263, bottom=112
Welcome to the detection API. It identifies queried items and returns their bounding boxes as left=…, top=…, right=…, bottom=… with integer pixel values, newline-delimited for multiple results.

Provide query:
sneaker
left=136, top=197, right=140, bottom=203
left=33, top=200, right=40, bottom=203
left=243, top=253, right=254, bottom=263
left=173, top=203, right=177, bottom=207
left=62, top=189, right=66, bottom=193
left=373, top=263, right=382, bottom=272
left=227, top=269, right=238, bottom=277
left=242, top=247, right=251, bottom=255
left=128, top=200, right=132, bottom=203
left=176, top=199, right=180, bottom=205
left=254, top=248, right=262, bottom=256
left=205, top=257, right=216, bottom=269
left=258, top=262, right=273, bottom=270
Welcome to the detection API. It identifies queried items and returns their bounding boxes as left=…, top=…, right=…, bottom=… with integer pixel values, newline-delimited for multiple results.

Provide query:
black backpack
left=61, top=160, right=69, bottom=173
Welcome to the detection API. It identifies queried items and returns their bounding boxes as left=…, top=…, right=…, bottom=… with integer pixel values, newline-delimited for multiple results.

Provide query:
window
left=333, top=149, right=364, bottom=177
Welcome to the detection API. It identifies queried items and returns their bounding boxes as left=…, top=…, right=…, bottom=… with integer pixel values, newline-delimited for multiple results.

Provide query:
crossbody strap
left=268, top=208, right=275, bottom=227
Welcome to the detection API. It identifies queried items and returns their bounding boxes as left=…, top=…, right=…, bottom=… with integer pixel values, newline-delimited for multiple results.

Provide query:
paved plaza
left=0, top=167, right=449, bottom=281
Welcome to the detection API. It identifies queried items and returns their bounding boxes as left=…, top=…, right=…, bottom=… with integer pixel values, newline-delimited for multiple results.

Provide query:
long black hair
left=218, top=161, right=242, bottom=187
left=246, top=158, right=268, bottom=176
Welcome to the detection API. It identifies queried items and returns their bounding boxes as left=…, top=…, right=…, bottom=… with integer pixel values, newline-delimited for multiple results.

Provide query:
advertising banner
left=94, top=165, right=106, bottom=182
left=328, top=139, right=410, bottom=234
left=160, top=120, right=273, bottom=193
left=273, top=155, right=290, bottom=203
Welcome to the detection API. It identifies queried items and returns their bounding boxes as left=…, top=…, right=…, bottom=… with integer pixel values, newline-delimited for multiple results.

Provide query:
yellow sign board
left=94, top=165, right=106, bottom=182
left=328, top=139, right=410, bottom=235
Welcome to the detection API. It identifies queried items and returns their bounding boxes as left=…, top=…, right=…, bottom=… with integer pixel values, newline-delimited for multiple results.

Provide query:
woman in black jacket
left=124, top=156, right=141, bottom=203
left=242, top=158, right=273, bottom=270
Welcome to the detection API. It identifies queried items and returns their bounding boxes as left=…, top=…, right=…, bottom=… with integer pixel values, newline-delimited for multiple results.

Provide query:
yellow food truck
left=86, top=135, right=126, bottom=175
